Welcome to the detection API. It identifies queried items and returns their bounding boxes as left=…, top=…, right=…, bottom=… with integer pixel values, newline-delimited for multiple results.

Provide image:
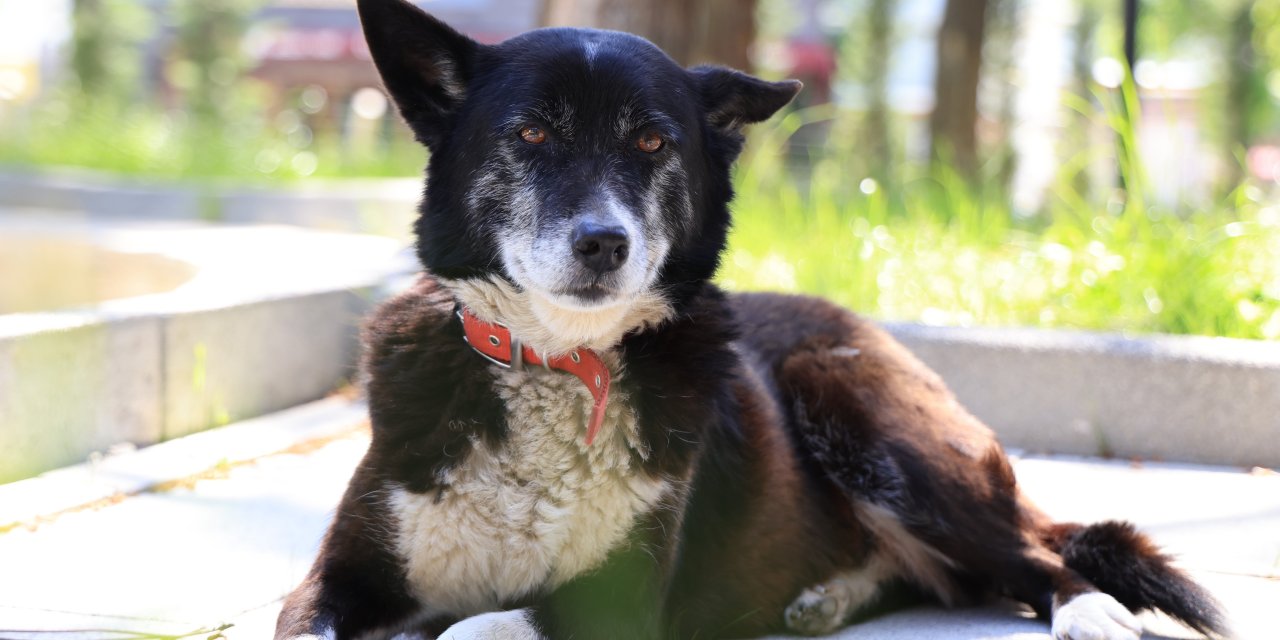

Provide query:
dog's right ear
left=691, top=66, right=802, bottom=133
left=357, top=0, right=480, bottom=147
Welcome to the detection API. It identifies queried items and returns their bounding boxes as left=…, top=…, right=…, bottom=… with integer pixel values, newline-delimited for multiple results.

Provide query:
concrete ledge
left=0, top=167, right=419, bottom=239
left=0, top=215, right=403, bottom=483
left=0, top=316, right=163, bottom=482
left=886, top=323, right=1280, bottom=468
left=161, top=290, right=369, bottom=439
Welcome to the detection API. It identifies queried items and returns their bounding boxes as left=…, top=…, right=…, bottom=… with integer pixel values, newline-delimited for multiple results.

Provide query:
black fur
left=1061, top=521, right=1228, bottom=636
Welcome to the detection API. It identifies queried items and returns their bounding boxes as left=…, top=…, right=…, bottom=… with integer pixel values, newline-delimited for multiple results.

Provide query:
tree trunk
left=1224, top=2, right=1258, bottom=188
left=541, top=0, right=756, bottom=71
left=1067, top=3, right=1100, bottom=200
left=70, top=0, right=109, bottom=95
left=985, top=0, right=1020, bottom=191
left=930, top=0, right=989, bottom=177
left=172, top=0, right=256, bottom=124
left=69, top=0, right=150, bottom=102
left=863, top=0, right=895, bottom=184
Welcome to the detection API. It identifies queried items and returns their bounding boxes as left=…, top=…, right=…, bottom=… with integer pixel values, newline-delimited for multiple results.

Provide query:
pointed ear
left=357, top=0, right=480, bottom=146
left=691, top=66, right=802, bottom=132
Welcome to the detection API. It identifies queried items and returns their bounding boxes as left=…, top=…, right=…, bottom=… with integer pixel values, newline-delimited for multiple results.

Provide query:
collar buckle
left=457, top=307, right=520, bottom=370
left=509, top=336, right=524, bottom=370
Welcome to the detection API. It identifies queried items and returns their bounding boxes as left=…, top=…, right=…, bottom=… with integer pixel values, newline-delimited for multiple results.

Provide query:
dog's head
left=359, top=0, right=799, bottom=352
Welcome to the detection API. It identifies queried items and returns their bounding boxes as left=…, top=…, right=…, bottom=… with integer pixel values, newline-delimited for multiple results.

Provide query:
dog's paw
left=1052, top=592, right=1143, bottom=640
left=784, top=584, right=848, bottom=636
left=438, top=609, right=542, bottom=640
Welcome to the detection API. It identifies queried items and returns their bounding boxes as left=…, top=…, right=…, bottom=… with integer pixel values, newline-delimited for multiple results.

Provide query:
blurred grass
left=0, top=97, right=424, bottom=181
left=1, top=97, right=1277, bottom=340
left=721, top=106, right=1280, bottom=340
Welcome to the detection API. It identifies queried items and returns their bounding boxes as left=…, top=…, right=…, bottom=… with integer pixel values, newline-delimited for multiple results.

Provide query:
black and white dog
left=277, top=1, right=1227, bottom=638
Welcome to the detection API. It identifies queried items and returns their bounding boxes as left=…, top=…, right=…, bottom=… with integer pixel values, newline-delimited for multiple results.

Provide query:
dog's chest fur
left=387, top=366, right=668, bottom=617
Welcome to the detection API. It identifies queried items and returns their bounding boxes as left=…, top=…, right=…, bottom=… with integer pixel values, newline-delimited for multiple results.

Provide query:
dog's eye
left=636, top=131, right=664, bottom=153
left=519, top=126, right=547, bottom=145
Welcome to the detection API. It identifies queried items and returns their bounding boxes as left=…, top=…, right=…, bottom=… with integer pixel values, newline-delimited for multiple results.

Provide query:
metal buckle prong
left=472, top=348, right=512, bottom=369
left=510, top=337, right=524, bottom=370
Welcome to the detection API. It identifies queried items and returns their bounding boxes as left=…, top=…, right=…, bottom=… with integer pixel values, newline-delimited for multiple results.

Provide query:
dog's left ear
left=692, top=66, right=802, bottom=132
left=358, top=0, right=480, bottom=147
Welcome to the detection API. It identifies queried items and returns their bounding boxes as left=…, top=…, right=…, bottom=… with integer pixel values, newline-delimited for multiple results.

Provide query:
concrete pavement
left=0, top=399, right=1276, bottom=639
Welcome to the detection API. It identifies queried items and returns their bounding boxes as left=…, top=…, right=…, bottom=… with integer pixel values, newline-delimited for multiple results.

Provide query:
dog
left=276, top=1, right=1228, bottom=638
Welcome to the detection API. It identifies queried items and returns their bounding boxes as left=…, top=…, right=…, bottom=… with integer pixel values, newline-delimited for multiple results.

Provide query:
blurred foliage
left=0, top=0, right=423, bottom=181
left=169, top=0, right=260, bottom=127
left=0, top=97, right=424, bottom=180
left=835, top=0, right=897, bottom=185
left=68, top=0, right=153, bottom=103
left=720, top=106, right=1280, bottom=341
left=1081, top=0, right=1280, bottom=190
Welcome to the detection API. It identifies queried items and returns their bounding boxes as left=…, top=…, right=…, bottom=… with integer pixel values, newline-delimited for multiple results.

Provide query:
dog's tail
left=1051, top=520, right=1228, bottom=637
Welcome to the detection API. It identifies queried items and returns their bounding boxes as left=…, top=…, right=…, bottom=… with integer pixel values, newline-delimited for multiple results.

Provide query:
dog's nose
left=571, top=221, right=629, bottom=274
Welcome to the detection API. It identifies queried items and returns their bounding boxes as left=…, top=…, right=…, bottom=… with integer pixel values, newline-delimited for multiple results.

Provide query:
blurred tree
left=68, top=0, right=153, bottom=103
left=860, top=0, right=895, bottom=185
left=821, top=0, right=898, bottom=188
left=1223, top=2, right=1262, bottom=187
left=1250, top=1, right=1280, bottom=137
left=930, top=0, right=989, bottom=178
left=540, top=0, right=757, bottom=71
left=169, top=0, right=260, bottom=125
left=1105, top=0, right=1277, bottom=192
left=982, top=0, right=1021, bottom=190
left=1065, top=2, right=1101, bottom=200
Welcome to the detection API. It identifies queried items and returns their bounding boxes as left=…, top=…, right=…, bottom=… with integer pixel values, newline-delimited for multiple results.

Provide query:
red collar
left=457, top=306, right=612, bottom=446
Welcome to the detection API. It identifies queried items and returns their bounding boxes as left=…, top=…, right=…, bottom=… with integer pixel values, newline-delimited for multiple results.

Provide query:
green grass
left=0, top=97, right=424, bottom=182
left=2, top=97, right=1277, bottom=340
left=721, top=108, right=1280, bottom=341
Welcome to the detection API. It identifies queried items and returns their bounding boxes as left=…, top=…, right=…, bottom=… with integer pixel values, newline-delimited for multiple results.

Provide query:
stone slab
left=887, top=323, right=1280, bottom=468
left=0, top=404, right=1276, bottom=639
left=0, top=434, right=366, bottom=629
left=0, top=606, right=204, bottom=640
left=0, top=397, right=368, bottom=529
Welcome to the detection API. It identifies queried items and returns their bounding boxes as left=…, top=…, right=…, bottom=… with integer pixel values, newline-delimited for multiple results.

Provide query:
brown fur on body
left=734, top=293, right=1077, bottom=613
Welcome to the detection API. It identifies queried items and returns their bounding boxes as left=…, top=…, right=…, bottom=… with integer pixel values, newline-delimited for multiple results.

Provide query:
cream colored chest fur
left=387, top=367, right=668, bottom=617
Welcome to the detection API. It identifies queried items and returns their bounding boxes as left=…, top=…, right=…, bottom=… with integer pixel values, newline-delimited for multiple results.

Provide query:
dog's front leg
left=277, top=473, right=439, bottom=639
